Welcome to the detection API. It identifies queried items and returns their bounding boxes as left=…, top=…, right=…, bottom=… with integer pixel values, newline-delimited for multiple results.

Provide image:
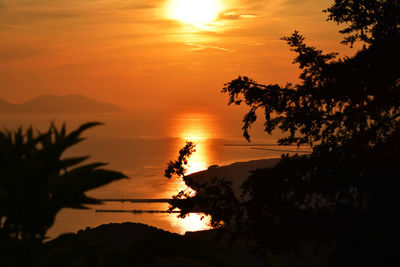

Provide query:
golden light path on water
left=164, top=112, right=215, bottom=233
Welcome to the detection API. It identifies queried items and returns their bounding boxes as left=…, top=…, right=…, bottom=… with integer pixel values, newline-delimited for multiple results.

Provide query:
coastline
left=186, top=157, right=281, bottom=196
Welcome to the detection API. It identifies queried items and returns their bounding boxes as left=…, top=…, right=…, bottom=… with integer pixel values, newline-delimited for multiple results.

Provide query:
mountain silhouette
left=0, top=95, right=124, bottom=113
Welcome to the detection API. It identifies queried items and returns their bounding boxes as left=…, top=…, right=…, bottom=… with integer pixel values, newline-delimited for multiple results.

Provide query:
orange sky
left=0, top=0, right=356, bottom=110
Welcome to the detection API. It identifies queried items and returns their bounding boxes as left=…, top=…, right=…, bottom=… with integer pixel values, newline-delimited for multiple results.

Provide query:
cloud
left=0, top=47, right=47, bottom=61
left=0, top=23, right=70, bottom=34
left=282, top=0, right=312, bottom=5
left=55, top=63, right=90, bottom=71
left=218, top=9, right=257, bottom=21
left=117, top=4, right=157, bottom=10
left=4, top=0, right=164, bottom=9
left=277, top=0, right=332, bottom=18
left=28, top=12, right=76, bottom=19
left=140, top=18, right=182, bottom=28
left=1, top=0, right=68, bottom=8
left=240, top=0, right=269, bottom=11
left=185, top=42, right=233, bottom=52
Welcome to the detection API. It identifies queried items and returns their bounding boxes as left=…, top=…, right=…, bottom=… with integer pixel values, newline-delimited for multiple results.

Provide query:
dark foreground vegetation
left=166, top=0, right=400, bottom=266
left=0, top=123, right=126, bottom=266
left=42, top=222, right=264, bottom=266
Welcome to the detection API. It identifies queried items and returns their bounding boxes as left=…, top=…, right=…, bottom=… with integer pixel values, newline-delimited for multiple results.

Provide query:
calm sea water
left=0, top=111, right=285, bottom=239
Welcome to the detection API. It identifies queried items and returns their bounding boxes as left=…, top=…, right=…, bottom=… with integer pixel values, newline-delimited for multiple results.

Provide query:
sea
left=0, top=110, right=296, bottom=239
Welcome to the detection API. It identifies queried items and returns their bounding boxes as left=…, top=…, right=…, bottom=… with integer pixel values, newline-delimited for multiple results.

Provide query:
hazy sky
left=0, top=0, right=356, bottom=110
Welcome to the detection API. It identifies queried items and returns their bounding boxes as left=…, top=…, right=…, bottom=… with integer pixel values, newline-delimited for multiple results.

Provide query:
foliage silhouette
left=165, top=141, right=196, bottom=179
left=165, top=142, right=242, bottom=229
left=0, top=122, right=126, bottom=243
left=166, top=0, right=400, bottom=265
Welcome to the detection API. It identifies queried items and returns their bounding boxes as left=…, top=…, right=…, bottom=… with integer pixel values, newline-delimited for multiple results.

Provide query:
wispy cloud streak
left=0, top=23, right=69, bottom=34
left=185, top=42, right=233, bottom=52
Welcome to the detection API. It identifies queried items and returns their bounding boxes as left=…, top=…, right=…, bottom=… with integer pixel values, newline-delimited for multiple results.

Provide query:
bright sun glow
left=179, top=213, right=212, bottom=233
left=168, top=0, right=221, bottom=26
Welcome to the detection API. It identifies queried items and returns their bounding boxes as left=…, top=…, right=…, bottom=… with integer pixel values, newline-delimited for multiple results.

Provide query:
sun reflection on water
left=176, top=112, right=214, bottom=176
left=173, top=213, right=212, bottom=233
left=186, top=143, right=208, bottom=175
left=165, top=112, right=217, bottom=233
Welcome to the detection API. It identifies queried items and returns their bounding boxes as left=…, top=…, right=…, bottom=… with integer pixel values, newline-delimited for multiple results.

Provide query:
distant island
left=0, top=95, right=124, bottom=113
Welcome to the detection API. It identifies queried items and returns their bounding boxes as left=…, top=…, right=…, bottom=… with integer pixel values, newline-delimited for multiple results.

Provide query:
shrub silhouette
left=0, top=122, right=126, bottom=242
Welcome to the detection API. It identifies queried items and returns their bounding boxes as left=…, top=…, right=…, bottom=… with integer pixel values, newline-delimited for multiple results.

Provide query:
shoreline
left=186, top=157, right=281, bottom=196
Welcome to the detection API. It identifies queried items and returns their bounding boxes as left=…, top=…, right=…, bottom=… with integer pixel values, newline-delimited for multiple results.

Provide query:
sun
left=168, top=0, right=221, bottom=27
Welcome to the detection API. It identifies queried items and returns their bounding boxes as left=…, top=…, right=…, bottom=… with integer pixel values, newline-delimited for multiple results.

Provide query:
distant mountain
left=0, top=98, right=15, bottom=113
left=0, top=95, right=124, bottom=113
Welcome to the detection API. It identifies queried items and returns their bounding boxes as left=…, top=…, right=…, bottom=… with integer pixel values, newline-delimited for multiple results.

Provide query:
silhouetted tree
left=0, top=122, right=126, bottom=265
left=167, top=0, right=400, bottom=266
left=165, top=141, right=196, bottom=179
left=165, top=142, right=242, bottom=229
